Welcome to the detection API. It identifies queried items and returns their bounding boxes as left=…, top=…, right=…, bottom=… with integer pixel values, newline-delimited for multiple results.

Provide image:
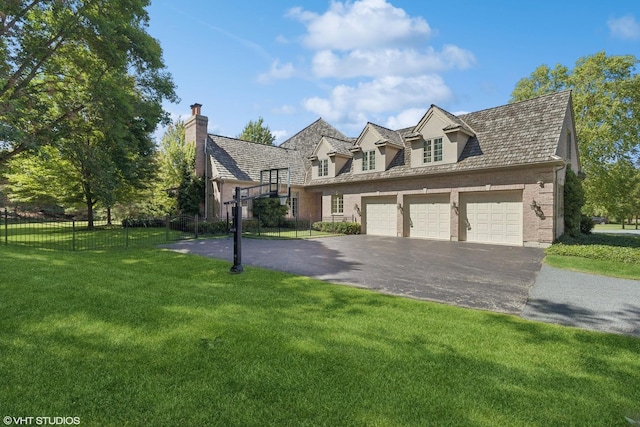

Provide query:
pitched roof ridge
left=368, top=121, right=400, bottom=134
left=280, top=117, right=346, bottom=146
left=459, top=89, right=571, bottom=117
left=209, top=133, right=292, bottom=150
left=322, top=134, right=353, bottom=143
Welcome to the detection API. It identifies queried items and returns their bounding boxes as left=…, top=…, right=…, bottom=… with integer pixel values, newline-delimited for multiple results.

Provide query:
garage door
left=407, top=195, right=450, bottom=240
left=365, top=198, right=397, bottom=236
left=461, top=191, right=523, bottom=245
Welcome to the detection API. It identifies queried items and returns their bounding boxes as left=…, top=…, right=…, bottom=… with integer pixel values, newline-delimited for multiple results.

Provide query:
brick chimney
left=185, top=103, right=208, bottom=179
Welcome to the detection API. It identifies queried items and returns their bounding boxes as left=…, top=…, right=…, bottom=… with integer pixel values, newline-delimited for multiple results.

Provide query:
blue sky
left=147, top=0, right=640, bottom=144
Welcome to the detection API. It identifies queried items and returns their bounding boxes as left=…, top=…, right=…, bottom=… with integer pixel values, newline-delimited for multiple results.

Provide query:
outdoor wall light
left=354, top=203, right=361, bottom=217
left=397, top=203, right=404, bottom=214
left=451, top=202, right=459, bottom=215
left=537, top=180, right=545, bottom=188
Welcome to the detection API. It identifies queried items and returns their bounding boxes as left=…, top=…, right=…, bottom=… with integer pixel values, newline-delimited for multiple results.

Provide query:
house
left=185, top=90, right=580, bottom=247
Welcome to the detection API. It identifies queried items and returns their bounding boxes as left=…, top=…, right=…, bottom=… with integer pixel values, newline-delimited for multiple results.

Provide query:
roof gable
left=353, top=122, right=404, bottom=151
left=413, top=105, right=474, bottom=139
left=311, top=135, right=354, bottom=158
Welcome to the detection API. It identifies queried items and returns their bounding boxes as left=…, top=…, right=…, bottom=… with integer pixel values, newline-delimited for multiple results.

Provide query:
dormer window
left=362, top=150, right=376, bottom=171
left=423, top=138, right=443, bottom=163
left=319, top=159, right=329, bottom=177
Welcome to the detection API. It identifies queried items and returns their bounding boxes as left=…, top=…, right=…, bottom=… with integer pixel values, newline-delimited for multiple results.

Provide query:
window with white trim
left=362, top=150, right=376, bottom=171
left=423, top=137, right=443, bottom=163
left=318, top=159, right=329, bottom=177
left=291, top=193, right=299, bottom=218
left=331, top=194, right=344, bottom=214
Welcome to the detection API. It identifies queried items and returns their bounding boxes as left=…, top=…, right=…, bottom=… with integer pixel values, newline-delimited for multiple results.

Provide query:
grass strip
left=1, top=245, right=639, bottom=426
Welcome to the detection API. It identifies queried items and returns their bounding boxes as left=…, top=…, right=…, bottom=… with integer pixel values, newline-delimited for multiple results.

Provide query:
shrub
left=122, top=218, right=165, bottom=228
left=564, top=166, right=585, bottom=237
left=580, top=214, right=594, bottom=234
left=312, top=221, right=361, bottom=234
left=546, top=233, right=640, bottom=264
left=253, top=198, right=288, bottom=227
left=194, top=221, right=229, bottom=235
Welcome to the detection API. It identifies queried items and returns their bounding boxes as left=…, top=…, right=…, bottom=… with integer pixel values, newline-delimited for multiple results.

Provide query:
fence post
left=166, top=215, right=170, bottom=241
left=72, top=220, right=76, bottom=251
left=125, top=221, right=129, bottom=248
left=194, top=215, right=199, bottom=239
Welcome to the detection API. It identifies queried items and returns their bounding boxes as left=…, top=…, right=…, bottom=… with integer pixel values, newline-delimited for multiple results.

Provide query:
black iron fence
left=1, top=209, right=316, bottom=251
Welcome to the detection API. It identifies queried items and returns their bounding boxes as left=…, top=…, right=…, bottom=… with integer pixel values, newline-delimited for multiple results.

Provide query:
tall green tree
left=237, top=117, right=275, bottom=145
left=0, top=0, right=177, bottom=164
left=1, top=0, right=177, bottom=226
left=586, top=157, right=639, bottom=227
left=156, top=119, right=203, bottom=215
left=510, top=52, right=640, bottom=216
left=158, top=120, right=192, bottom=189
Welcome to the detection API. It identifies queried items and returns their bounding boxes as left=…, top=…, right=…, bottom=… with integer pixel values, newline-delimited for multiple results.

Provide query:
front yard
left=1, top=244, right=639, bottom=426
left=545, top=231, right=640, bottom=280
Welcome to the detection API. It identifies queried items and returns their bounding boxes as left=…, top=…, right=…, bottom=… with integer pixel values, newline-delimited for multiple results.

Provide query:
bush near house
left=546, top=233, right=640, bottom=264
left=312, top=221, right=361, bottom=234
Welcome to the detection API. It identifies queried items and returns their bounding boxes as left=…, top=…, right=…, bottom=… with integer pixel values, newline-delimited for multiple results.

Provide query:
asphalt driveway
left=164, top=235, right=545, bottom=314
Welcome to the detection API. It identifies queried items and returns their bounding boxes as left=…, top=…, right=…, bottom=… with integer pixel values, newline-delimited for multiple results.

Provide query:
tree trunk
left=107, top=207, right=112, bottom=225
left=86, top=198, right=94, bottom=230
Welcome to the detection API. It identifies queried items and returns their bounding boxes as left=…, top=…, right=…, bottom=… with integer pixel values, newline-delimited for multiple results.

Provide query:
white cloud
left=608, top=15, right=640, bottom=40
left=272, top=130, right=289, bottom=142
left=385, top=108, right=425, bottom=129
left=258, top=60, right=295, bottom=84
left=303, top=75, right=452, bottom=123
left=288, top=0, right=431, bottom=51
left=312, top=45, right=475, bottom=78
left=284, top=0, right=474, bottom=131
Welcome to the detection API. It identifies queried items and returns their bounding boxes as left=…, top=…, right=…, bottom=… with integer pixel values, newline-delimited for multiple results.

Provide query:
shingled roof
left=322, top=135, right=355, bottom=156
left=368, top=123, right=404, bottom=148
left=207, top=135, right=305, bottom=185
left=206, top=91, right=572, bottom=188
left=307, top=90, right=572, bottom=185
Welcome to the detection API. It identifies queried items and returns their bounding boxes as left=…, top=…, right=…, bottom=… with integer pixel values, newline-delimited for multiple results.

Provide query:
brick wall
left=313, top=165, right=559, bottom=245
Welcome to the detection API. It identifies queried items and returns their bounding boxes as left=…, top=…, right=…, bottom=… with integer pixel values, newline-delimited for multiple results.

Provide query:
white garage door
left=408, top=195, right=450, bottom=240
left=462, top=192, right=523, bottom=245
left=365, top=198, right=397, bottom=236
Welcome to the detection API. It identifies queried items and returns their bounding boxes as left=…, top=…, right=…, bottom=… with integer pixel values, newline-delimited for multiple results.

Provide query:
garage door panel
left=365, top=198, right=397, bottom=236
left=407, top=195, right=450, bottom=240
left=462, top=191, right=523, bottom=246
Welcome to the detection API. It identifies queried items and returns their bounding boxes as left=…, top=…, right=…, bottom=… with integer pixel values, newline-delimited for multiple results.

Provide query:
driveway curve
left=164, top=235, right=544, bottom=315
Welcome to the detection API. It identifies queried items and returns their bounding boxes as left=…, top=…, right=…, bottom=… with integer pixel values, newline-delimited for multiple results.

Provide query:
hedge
left=312, top=221, right=361, bottom=234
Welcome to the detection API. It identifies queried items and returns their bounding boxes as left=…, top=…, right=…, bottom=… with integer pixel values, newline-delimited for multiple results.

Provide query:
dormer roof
left=352, top=122, right=404, bottom=151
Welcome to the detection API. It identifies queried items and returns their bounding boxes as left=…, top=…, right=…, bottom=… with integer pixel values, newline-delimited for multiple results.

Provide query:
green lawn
left=1, top=245, right=639, bottom=426
left=594, top=223, right=640, bottom=232
left=1, top=221, right=187, bottom=250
